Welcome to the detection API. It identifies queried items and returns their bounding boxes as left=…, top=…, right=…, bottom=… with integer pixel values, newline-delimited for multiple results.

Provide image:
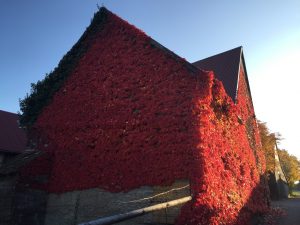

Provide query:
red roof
left=193, top=46, right=242, bottom=101
left=0, top=110, right=27, bottom=153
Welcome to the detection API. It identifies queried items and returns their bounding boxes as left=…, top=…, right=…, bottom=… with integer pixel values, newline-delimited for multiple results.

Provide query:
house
left=0, top=110, right=27, bottom=158
left=15, top=7, right=269, bottom=225
left=0, top=110, right=41, bottom=225
left=0, top=109, right=26, bottom=225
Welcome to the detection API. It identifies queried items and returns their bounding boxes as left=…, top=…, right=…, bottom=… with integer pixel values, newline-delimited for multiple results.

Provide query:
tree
left=277, top=149, right=300, bottom=187
left=258, top=121, right=277, bottom=173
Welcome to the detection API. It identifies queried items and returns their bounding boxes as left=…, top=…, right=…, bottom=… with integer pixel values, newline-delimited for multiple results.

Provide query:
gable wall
left=17, top=9, right=270, bottom=225
left=19, top=10, right=211, bottom=194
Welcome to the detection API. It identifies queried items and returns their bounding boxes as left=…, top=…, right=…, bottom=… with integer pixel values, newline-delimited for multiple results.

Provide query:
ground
left=269, top=197, right=300, bottom=225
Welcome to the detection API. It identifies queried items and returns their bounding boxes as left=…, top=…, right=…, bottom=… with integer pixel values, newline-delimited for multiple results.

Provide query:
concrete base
left=13, top=180, right=190, bottom=225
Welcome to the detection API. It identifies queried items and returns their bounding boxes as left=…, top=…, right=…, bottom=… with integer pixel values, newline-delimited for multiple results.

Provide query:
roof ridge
left=149, top=38, right=200, bottom=74
left=104, top=7, right=200, bottom=74
left=193, top=46, right=242, bottom=64
left=192, top=46, right=243, bottom=101
left=0, top=109, right=18, bottom=115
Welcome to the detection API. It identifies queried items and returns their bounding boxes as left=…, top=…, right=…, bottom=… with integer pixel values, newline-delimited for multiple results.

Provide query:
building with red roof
left=0, top=110, right=26, bottom=154
left=0, top=110, right=40, bottom=225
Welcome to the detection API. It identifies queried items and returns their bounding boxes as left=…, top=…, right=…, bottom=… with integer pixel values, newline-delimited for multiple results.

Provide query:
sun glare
left=251, top=32, right=300, bottom=160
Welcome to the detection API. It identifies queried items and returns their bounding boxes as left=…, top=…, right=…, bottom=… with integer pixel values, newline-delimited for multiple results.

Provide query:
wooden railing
left=78, top=196, right=192, bottom=225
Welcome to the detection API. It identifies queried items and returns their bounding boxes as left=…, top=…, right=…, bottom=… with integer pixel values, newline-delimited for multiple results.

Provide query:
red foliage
left=19, top=9, right=269, bottom=225
left=177, top=75, right=269, bottom=225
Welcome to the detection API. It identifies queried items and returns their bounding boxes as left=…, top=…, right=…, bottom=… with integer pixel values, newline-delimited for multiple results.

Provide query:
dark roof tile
left=193, top=46, right=242, bottom=101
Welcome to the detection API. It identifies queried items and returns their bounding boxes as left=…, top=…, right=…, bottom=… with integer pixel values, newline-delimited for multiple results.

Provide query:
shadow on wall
left=235, top=174, right=270, bottom=225
left=12, top=186, right=47, bottom=225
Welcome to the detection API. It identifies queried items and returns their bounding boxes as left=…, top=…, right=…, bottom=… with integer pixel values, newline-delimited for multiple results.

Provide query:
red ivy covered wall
left=177, top=65, right=269, bottom=225
left=19, top=8, right=269, bottom=225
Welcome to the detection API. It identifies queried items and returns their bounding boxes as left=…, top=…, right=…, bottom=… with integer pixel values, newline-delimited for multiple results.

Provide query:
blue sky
left=1, top=0, right=299, bottom=159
